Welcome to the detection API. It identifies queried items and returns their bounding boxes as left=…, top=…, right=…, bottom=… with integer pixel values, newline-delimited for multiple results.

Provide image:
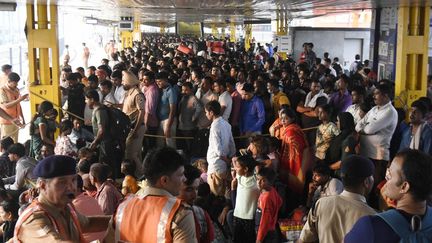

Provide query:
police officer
left=14, top=155, right=110, bottom=242
left=105, top=147, right=197, bottom=243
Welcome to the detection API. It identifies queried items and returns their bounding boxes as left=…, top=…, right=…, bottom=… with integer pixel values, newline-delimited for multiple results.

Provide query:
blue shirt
left=157, top=84, right=178, bottom=121
left=345, top=215, right=399, bottom=243
left=329, top=89, right=352, bottom=113
left=240, top=96, right=265, bottom=134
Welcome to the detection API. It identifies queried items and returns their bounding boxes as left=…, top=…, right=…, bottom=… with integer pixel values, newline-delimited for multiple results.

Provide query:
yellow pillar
left=211, top=24, right=218, bottom=38
left=133, top=16, right=141, bottom=42
left=395, top=6, right=429, bottom=109
left=120, top=31, right=133, bottom=50
left=276, top=9, right=288, bottom=60
left=27, top=3, right=61, bottom=121
left=230, top=22, right=236, bottom=42
left=160, top=23, right=166, bottom=34
left=244, top=24, right=252, bottom=51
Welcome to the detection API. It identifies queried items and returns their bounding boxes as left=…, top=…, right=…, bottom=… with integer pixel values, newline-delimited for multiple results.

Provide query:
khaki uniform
left=122, top=87, right=145, bottom=174
left=15, top=196, right=89, bottom=243
left=300, top=190, right=376, bottom=243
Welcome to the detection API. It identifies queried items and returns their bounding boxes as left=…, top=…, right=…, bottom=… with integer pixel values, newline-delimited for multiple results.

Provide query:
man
left=323, top=58, right=337, bottom=77
left=0, top=64, right=12, bottom=87
left=82, top=42, right=90, bottom=69
left=65, top=72, right=86, bottom=121
left=68, top=117, right=94, bottom=147
left=0, top=137, right=14, bottom=178
left=213, top=79, right=232, bottom=121
left=85, top=90, right=118, bottom=177
left=111, top=69, right=126, bottom=106
left=178, top=82, right=202, bottom=153
left=399, top=100, right=432, bottom=154
left=350, top=54, right=362, bottom=75
left=345, top=149, right=432, bottom=242
left=178, top=164, right=214, bottom=242
left=332, top=57, right=343, bottom=77
left=190, top=69, right=204, bottom=90
left=239, top=83, right=265, bottom=135
left=299, top=155, right=376, bottom=243
left=206, top=100, right=236, bottom=196
left=196, top=76, right=217, bottom=130
left=305, top=43, right=317, bottom=71
left=73, top=175, right=105, bottom=243
left=122, top=71, right=146, bottom=174
left=2, top=143, right=37, bottom=191
left=355, top=84, right=398, bottom=201
left=267, top=79, right=290, bottom=118
left=95, top=68, right=108, bottom=83
left=89, top=163, right=123, bottom=215
left=156, top=71, right=178, bottom=148
left=297, top=80, right=328, bottom=114
left=0, top=72, right=27, bottom=142
left=99, top=80, right=116, bottom=105
left=306, top=164, right=343, bottom=208
left=328, top=74, right=352, bottom=114
left=346, top=86, right=366, bottom=124
left=140, top=70, right=159, bottom=150
left=105, top=147, right=197, bottom=243
left=14, top=155, right=110, bottom=242
left=226, top=78, right=242, bottom=135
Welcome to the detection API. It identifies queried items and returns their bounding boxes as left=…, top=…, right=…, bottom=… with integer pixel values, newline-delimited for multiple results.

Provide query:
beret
left=341, top=155, right=375, bottom=178
left=33, top=155, right=77, bottom=179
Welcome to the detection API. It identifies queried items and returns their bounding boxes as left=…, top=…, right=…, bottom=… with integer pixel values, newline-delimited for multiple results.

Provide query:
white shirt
left=410, top=123, right=424, bottom=150
left=233, top=175, right=260, bottom=220
left=218, top=91, right=233, bottom=121
left=305, top=90, right=328, bottom=108
left=355, top=101, right=398, bottom=161
left=346, top=104, right=362, bottom=124
left=114, top=85, right=126, bottom=104
left=206, top=117, right=236, bottom=174
left=98, top=90, right=116, bottom=106
left=329, top=66, right=337, bottom=77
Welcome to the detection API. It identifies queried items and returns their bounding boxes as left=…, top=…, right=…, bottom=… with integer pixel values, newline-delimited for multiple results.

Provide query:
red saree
left=279, top=123, right=311, bottom=194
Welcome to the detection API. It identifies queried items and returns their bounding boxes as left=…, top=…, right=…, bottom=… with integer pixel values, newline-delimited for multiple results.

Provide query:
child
left=231, top=154, right=260, bottom=243
left=121, top=160, right=139, bottom=196
left=0, top=199, right=19, bottom=242
left=194, top=159, right=209, bottom=184
left=54, top=120, right=77, bottom=158
left=315, top=104, right=340, bottom=161
left=256, top=167, right=283, bottom=243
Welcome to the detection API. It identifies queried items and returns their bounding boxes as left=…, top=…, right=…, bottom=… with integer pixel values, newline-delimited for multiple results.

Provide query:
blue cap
left=33, top=155, right=77, bottom=179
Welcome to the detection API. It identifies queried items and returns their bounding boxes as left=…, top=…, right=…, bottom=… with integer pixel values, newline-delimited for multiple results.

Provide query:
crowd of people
left=0, top=33, right=429, bottom=242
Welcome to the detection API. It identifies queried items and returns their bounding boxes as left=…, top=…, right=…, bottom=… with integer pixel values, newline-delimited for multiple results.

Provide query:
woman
left=315, top=104, right=340, bottom=161
left=29, top=101, right=55, bottom=160
left=325, top=112, right=357, bottom=172
left=279, top=108, right=310, bottom=194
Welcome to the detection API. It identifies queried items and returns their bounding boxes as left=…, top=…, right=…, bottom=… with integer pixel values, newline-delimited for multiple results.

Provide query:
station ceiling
left=5, top=0, right=432, bottom=25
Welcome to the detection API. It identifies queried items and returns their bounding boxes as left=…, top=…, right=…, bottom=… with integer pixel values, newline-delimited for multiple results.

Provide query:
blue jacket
left=240, top=96, right=265, bottom=134
left=399, top=123, right=432, bottom=154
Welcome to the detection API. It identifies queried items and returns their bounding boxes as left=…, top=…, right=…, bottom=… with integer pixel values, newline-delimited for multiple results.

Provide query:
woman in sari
left=29, top=101, right=56, bottom=160
left=278, top=108, right=310, bottom=194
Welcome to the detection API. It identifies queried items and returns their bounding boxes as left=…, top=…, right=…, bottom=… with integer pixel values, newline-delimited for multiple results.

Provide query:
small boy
left=256, top=167, right=283, bottom=243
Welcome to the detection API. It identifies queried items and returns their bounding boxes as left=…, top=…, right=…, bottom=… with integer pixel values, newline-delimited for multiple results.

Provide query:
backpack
left=104, top=106, right=131, bottom=143
left=377, top=207, right=432, bottom=243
